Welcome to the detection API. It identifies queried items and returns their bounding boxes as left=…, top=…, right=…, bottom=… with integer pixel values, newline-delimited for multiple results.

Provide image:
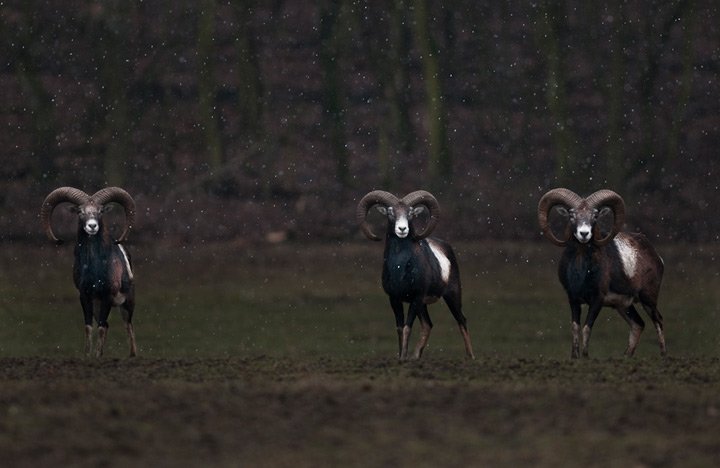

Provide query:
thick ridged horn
left=40, top=187, right=91, bottom=243
left=356, top=191, right=399, bottom=241
left=585, top=189, right=625, bottom=246
left=401, top=190, right=440, bottom=240
left=538, top=188, right=583, bottom=246
left=91, top=187, right=136, bottom=243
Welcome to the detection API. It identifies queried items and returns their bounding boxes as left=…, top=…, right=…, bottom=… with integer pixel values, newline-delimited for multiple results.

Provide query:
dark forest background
left=1, top=0, right=718, bottom=244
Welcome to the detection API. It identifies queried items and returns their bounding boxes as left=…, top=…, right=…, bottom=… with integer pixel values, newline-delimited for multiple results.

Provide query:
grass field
left=0, top=240, right=719, bottom=466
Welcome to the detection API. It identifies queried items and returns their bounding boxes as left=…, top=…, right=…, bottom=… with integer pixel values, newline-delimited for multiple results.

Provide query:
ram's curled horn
left=537, top=188, right=583, bottom=246
left=585, top=189, right=625, bottom=246
left=91, top=187, right=136, bottom=243
left=401, top=190, right=440, bottom=240
left=40, top=187, right=91, bottom=243
left=356, top=190, right=399, bottom=241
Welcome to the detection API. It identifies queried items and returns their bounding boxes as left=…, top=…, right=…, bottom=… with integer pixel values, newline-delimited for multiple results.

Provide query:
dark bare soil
left=2, top=356, right=719, bottom=467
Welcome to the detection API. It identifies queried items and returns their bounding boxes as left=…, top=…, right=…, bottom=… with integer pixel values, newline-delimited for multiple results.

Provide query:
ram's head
left=41, top=187, right=136, bottom=243
left=538, top=188, right=625, bottom=246
left=357, top=190, right=440, bottom=241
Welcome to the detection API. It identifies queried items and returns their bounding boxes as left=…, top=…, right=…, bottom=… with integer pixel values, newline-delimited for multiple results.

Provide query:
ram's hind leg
left=641, top=301, right=666, bottom=356
left=444, top=291, right=475, bottom=359
left=121, top=298, right=137, bottom=357
left=616, top=305, right=645, bottom=357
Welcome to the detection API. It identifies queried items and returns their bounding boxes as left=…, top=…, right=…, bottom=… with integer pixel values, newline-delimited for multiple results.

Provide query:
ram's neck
left=76, top=226, right=112, bottom=257
left=384, top=233, right=416, bottom=258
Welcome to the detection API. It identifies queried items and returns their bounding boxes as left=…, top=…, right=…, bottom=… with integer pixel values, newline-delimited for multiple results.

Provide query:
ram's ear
left=375, top=206, right=388, bottom=215
left=67, top=205, right=80, bottom=214
left=102, top=204, right=115, bottom=213
left=409, top=206, right=426, bottom=218
left=598, top=206, right=612, bottom=217
left=556, top=207, right=569, bottom=217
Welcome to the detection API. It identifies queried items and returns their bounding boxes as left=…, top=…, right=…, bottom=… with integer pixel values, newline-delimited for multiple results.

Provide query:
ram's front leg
left=80, top=294, right=94, bottom=357
left=400, top=300, right=421, bottom=361
left=412, top=305, right=432, bottom=360
left=84, top=325, right=93, bottom=356
left=570, top=300, right=582, bottom=359
left=582, top=301, right=603, bottom=358
left=390, top=298, right=405, bottom=360
left=95, top=299, right=112, bottom=358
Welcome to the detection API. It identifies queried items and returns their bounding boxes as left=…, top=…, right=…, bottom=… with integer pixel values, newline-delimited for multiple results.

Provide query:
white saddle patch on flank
left=614, top=236, right=637, bottom=279
left=118, top=244, right=134, bottom=280
left=427, top=239, right=451, bottom=284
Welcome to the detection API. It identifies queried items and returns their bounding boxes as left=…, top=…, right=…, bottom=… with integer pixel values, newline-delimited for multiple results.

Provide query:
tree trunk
left=361, top=0, right=415, bottom=187
left=12, top=6, right=57, bottom=181
left=536, top=0, right=576, bottom=186
left=319, top=0, right=350, bottom=186
left=99, top=1, right=134, bottom=186
left=636, top=0, right=690, bottom=186
left=604, top=1, right=628, bottom=189
left=232, top=0, right=264, bottom=139
left=666, top=1, right=695, bottom=163
left=198, top=0, right=223, bottom=170
left=413, top=0, right=452, bottom=186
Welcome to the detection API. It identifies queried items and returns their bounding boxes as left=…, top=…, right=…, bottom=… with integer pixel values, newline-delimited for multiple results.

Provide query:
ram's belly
left=112, top=292, right=127, bottom=306
left=383, top=265, right=442, bottom=304
left=424, top=296, right=440, bottom=304
left=603, top=291, right=635, bottom=308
